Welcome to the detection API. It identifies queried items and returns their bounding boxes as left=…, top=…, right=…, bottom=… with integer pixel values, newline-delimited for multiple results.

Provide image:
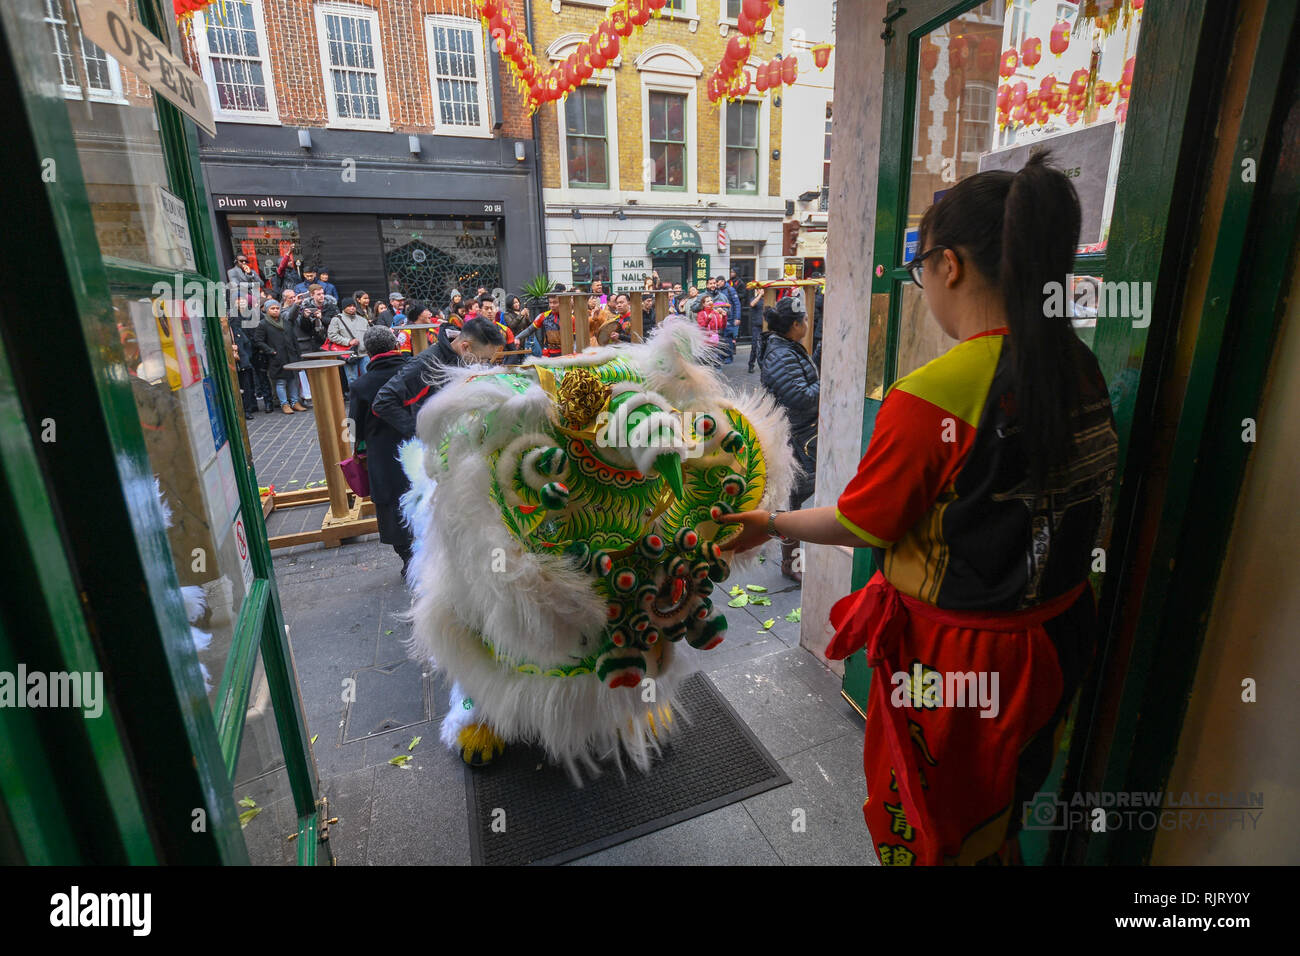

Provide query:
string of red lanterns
left=703, top=0, right=833, bottom=104
left=475, top=0, right=677, bottom=112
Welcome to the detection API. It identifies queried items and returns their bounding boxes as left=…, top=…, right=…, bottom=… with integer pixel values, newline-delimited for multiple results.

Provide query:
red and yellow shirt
left=836, top=329, right=1117, bottom=611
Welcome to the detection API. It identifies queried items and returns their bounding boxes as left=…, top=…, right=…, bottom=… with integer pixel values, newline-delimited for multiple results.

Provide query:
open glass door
left=841, top=0, right=1158, bottom=861
left=0, top=0, right=319, bottom=863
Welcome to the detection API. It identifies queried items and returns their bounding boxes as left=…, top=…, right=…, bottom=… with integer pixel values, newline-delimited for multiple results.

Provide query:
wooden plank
left=556, top=294, right=574, bottom=355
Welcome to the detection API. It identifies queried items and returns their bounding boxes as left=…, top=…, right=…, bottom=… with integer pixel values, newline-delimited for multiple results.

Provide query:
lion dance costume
left=400, top=321, right=793, bottom=776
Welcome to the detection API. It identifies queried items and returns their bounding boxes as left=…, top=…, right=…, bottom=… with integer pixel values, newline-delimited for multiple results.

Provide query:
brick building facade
left=530, top=1, right=787, bottom=309
left=183, top=0, right=544, bottom=303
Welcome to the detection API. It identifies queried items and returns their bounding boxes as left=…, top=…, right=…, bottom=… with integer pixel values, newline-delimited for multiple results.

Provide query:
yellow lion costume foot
left=458, top=722, right=506, bottom=767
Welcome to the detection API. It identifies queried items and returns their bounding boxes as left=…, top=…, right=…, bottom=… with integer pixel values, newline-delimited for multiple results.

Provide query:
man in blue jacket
left=715, top=275, right=742, bottom=364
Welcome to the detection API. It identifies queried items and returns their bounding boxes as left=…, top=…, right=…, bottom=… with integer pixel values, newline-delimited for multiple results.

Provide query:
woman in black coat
left=348, top=326, right=416, bottom=575
left=759, top=296, right=820, bottom=583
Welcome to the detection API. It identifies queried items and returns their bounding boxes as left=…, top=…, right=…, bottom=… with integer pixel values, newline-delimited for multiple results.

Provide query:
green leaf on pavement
left=729, top=585, right=745, bottom=597
left=761, top=619, right=775, bottom=630
left=389, top=755, right=413, bottom=769
left=239, top=807, right=263, bottom=828
left=408, top=736, right=422, bottom=751
left=750, top=596, right=772, bottom=606
left=785, top=608, right=802, bottom=623
left=728, top=594, right=750, bottom=607
left=237, top=796, right=257, bottom=809
left=745, top=584, right=767, bottom=592
left=310, top=734, right=318, bottom=744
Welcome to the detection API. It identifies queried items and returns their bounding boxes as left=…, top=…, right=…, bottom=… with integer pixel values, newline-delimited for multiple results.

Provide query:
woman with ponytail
left=721, top=151, right=1118, bottom=865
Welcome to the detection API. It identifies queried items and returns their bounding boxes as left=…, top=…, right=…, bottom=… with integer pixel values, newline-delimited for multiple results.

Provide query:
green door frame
left=843, top=0, right=1244, bottom=864
left=1072, top=0, right=1299, bottom=865
left=0, top=0, right=318, bottom=863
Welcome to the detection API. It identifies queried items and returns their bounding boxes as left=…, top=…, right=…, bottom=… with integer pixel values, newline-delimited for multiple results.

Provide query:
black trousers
left=236, top=367, right=256, bottom=415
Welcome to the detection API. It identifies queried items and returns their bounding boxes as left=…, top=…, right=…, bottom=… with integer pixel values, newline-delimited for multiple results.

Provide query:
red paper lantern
left=743, top=0, right=767, bottom=19
left=999, top=48, right=1019, bottom=78
left=1067, top=106, right=1080, bottom=125
left=755, top=60, right=770, bottom=91
left=782, top=56, right=797, bottom=85
left=811, top=43, right=833, bottom=71
left=1050, top=20, right=1070, bottom=56
left=1021, top=36, right=1042, bottom=68
left=597, top=25, right=620, bottom=61
left=727, top=34, right=752, bottom=65
left=610, top=9, right=633, bottom=38
left=1116, top=100, right=1129, bottom=123
left=1039, top=74, right=1057, bottom=93
left=732, top=71, right=752, bottom=96
left=1121, top=56, right=1136, bottom=85
left=480, top=0, right=500, bottom=19
left=648, top=0, right=667, bottom=8
left=1069, top=68, right=1089, bottom=96
left=1024, top=91, right=1039, bottom=113
left=737, top=12, right=757, bottom=35
left=1011, top=81, right=1028, bottom=105
left=1095, top=80, right=1113, bottom=106
left=997, top=84, right=1011, bottom=111
left=1132, top=0, right=1144, bottom=9
left=1036, top=105, right=1050, bottom=125
left=629, top=0, right=652, bottom=28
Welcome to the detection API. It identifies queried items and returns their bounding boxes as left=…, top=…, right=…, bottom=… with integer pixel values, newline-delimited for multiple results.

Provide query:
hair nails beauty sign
left=76, top=0, right=217, bottom=136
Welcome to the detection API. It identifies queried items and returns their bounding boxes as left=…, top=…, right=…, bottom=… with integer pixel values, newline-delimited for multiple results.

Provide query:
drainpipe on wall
left=524, top=0, right=548, bottom=283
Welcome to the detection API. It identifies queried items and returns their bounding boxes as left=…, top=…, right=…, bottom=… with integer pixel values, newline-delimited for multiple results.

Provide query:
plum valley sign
left=76, top=0, right=216, bottom=136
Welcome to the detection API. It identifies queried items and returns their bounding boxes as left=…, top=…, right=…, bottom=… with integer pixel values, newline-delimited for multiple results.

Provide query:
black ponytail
left=919, top=149, right=1083, bottom=489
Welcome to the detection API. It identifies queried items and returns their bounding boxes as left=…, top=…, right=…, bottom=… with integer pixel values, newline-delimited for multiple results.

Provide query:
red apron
left=827, top=571, right=1087, bottom=865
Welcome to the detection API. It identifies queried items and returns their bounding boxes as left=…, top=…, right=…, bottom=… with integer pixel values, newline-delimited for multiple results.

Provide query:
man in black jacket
left=372, top=316, right=506, bottom=440
left=348, top=326, right=418, bottom=574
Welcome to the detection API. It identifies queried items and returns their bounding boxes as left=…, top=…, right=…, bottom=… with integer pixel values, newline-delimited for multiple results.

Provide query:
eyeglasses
left=904, top=245, right=959, bottom=288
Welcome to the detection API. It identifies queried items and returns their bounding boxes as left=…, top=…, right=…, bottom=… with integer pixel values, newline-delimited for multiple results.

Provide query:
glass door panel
left=900, top=0, right=1146, bottom=376
left=114, top=290, right=251, bottom=709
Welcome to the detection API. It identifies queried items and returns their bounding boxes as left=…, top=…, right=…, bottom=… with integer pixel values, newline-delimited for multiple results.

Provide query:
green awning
left=646, top=220, right=702, bottom=256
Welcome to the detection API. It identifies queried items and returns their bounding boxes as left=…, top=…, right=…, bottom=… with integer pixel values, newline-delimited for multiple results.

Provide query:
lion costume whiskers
left=400, top=319, right=794, bottom=778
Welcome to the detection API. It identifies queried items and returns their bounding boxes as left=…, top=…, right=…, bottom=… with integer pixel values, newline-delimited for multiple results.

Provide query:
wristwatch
left=767, top=511, right=795, bottom=545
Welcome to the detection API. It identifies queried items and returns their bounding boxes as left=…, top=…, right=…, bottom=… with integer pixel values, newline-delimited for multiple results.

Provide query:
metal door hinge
left=883, top=3, right=907, bottom=43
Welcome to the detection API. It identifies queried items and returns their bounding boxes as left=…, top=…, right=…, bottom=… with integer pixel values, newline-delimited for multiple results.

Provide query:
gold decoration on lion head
left=554, top=368, right=611, bottom=431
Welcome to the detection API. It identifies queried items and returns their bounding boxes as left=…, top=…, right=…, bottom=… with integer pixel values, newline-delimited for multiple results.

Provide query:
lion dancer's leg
left=440, top=682, right=505, bottom=767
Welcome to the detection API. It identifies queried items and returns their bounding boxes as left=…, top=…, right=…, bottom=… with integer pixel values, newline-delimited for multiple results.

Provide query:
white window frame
left=548, top=35, right=620, bottom=201
left=192, top=0, right=280, bottom=125
left=45, top=0, right=125, bottom=104
left=559, top=81, right=617, bottom=191
left=424, top=14, right=492, bottom=138
left=717, top=94, right=769, bottom=199
left=643, top=82, right=694, bottom=193
left=719, top=0, right=742, bottom=28
left=313, top=2, right=391, bottom=131
left=636, top=46, right=702, bottom=198
left=1007, top=0, right=1034, bottom=52
left=959, top=81, right=996, bottom=163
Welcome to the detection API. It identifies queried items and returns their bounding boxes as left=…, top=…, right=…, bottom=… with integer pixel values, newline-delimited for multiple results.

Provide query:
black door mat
left=464, top=671, right=790, bottom=865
